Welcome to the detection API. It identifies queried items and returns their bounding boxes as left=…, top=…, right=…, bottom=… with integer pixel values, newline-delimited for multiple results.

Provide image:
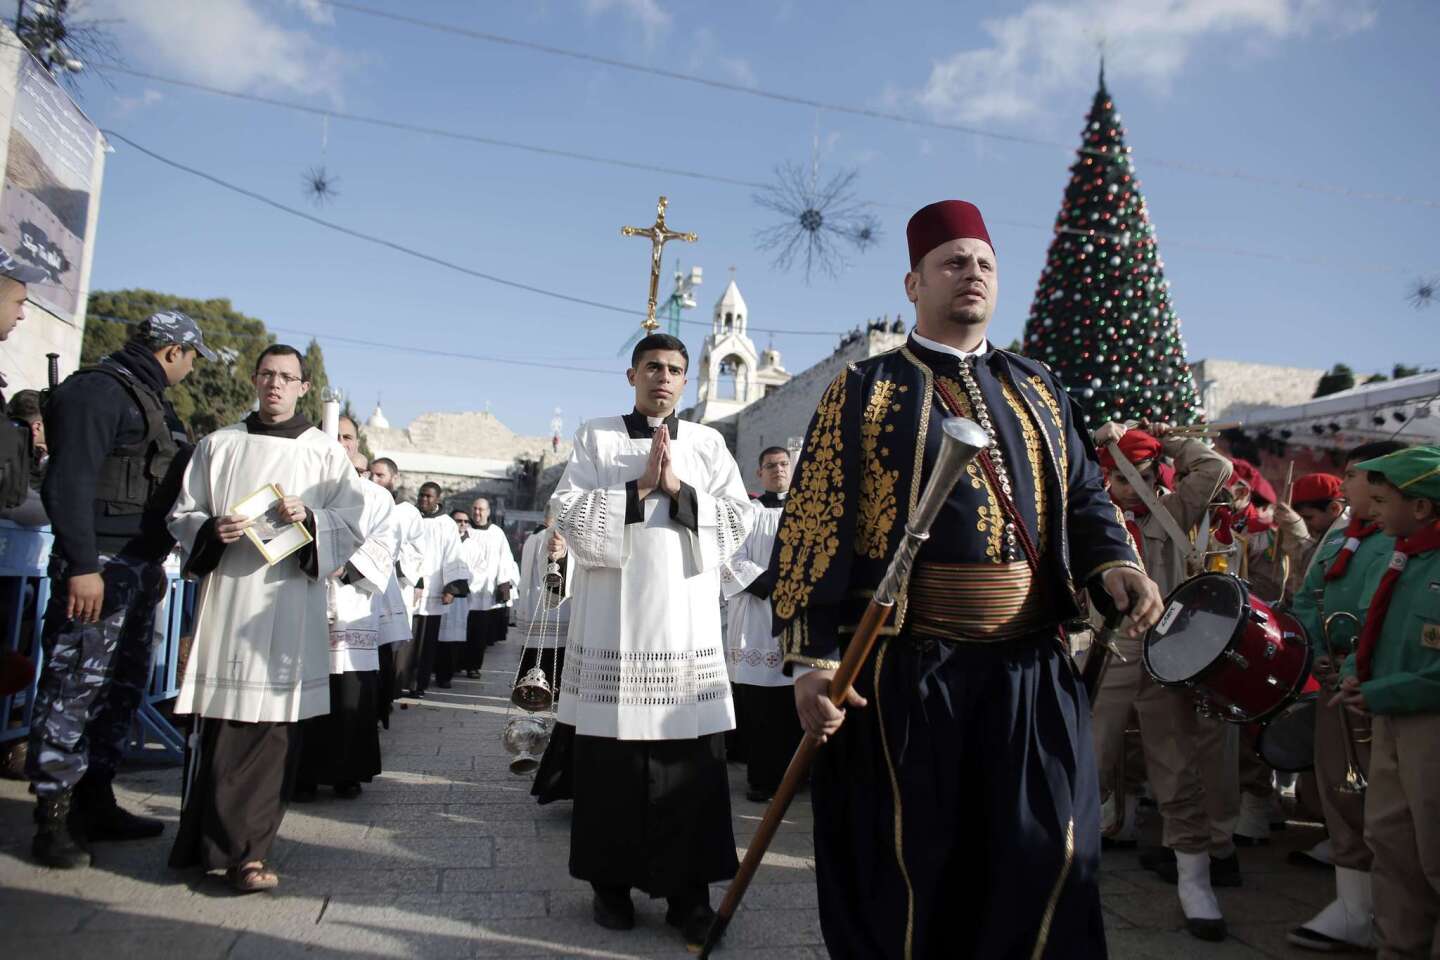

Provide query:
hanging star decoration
left=1407, top=276, right=1437, bottom=310
left=752, top=161, right=880, bottom=282
left=302, top=165, right=339, bottom=206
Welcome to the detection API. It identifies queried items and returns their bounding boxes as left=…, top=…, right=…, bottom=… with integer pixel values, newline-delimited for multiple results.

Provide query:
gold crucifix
left=621, top=195, right=697, bottom=332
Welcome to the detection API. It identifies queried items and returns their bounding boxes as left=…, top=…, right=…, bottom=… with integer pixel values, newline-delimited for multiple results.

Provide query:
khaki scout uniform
left=1091, top=436, right=1238, bottom=855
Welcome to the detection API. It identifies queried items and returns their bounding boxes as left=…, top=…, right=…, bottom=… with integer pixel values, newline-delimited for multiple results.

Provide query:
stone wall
left=365, top=409, right=572, bottom=514
left=366, top=410, right=570, bottom=463
left=1191, top=358, right=1324, bottom=421
left=727, top=330, right=906, bottom=494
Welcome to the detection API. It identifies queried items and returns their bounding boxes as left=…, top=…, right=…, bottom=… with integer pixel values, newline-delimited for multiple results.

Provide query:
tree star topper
left=622, top=196, right=697, bottom=332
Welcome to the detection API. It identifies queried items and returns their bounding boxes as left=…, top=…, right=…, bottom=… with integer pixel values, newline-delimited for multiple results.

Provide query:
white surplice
left=552, top=415, right=752, bottom=740
left=467, top=523, right=519, bottom=612
left=516, top=526, right=570, bottom=643
left=390, top=499, right=427, bottom=620
left=720, top=495, right=789, bottom=687
left=414, top=512, right=470, bottom=643
left=327, top=479, right=399, bottom=674
left=170, top=424, right=367, bottom=723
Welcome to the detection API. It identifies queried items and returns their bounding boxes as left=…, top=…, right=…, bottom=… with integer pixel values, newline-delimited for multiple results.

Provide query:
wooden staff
left=699, top=417, right=990, bottom=958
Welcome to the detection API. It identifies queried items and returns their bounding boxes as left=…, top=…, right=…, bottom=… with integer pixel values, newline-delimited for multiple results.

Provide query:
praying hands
left=636, top=424, right=682, bottom=500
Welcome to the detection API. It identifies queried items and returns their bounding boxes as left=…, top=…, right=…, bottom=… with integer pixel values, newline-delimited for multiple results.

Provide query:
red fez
left=906, top=200, right=993, bottom=269
left=1098, top=430, right=1163, bottom=472
left=1292, top=473, right=1343, bottom=505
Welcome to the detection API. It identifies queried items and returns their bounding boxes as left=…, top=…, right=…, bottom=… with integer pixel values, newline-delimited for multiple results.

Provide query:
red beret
left=1228, top=459, right=1278, bottom=505
left=906, top=200, right=993, bottom=269
left=1098, top=430, right=1162, bottom=472
left=1292, top=473, right=1343, bottom=505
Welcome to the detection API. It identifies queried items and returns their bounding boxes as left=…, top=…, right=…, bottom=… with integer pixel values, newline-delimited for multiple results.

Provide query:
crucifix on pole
left=621, top=195, right=697, bottom=333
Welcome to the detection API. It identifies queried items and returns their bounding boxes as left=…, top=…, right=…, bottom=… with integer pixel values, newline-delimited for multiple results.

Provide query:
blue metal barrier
left=0, top=521, right=54, bottom=747
left=0, top=519, right=191, bottom=764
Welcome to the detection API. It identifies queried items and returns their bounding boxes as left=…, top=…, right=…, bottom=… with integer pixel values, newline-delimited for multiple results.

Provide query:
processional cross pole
left=621, top=195, right=697, bottom=332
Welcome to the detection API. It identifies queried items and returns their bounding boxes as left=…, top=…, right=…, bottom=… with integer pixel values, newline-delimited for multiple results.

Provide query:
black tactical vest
left=86, top=363, right=182, bottom=517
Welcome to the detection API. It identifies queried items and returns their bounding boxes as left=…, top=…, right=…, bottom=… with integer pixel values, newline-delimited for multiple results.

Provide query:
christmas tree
left=1022, top=67, right=1202, bottom=427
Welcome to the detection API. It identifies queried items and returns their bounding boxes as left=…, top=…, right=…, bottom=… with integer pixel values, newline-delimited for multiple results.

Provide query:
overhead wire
left=313, top=0, right=1440, bottom=211
left=100, top=130, right=843, bottom=338
left=94, top=66, right=1423, bottom=277
left=85, top=309, right=624, bottom=376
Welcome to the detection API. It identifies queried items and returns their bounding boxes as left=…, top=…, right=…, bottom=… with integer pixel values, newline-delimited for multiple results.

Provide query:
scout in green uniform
left=1287, top=442, right=1406, bottom=952
left=1334, top=445, right=1440, bottom=960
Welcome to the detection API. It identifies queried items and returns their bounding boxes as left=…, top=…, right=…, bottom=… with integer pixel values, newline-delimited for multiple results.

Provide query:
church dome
left=367, top=402, right=390, bottom=431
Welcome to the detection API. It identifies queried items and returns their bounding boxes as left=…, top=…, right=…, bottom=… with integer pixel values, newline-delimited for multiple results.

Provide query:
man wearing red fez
left=1092, top=418, right=1240, bottom=939
left=772, top=200, right=1162, bottom=958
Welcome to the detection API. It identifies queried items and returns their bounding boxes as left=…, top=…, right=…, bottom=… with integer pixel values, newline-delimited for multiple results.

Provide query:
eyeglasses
left=255, top=371, right=304, bottom=385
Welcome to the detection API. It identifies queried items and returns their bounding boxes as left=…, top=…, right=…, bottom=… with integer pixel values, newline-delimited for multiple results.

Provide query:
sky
left=65, top=0, right=1440, bottom=437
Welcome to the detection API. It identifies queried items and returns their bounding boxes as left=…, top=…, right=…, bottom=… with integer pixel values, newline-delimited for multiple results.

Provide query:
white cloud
left=285, top=0, right=335, bottom=24
left=582, top=0, right=672, bottom=48
left=687, top=27, right=757, bottom=89
left=114, top=87, right=164, bottom=114
left=93, top=0, right=344, bottom=100
left=914, top=0, right=1377, bottom=124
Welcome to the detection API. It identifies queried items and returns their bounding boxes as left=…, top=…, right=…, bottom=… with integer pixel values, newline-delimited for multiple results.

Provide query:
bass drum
left=1144, top=572, right=1312, bottom=724
left=1249, top=677, right=1322, bottom=773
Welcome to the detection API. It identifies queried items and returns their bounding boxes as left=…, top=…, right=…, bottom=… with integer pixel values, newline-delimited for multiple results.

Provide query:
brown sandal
left=227, top=861, right=279, bottom=893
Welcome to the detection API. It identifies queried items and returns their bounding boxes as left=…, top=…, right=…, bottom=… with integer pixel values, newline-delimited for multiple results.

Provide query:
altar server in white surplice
left=551, top=333, right=752, bottom=949
left=296, top=443, right=397, bottom=800
left=167, top=345, right=366, bottom=893
left=463, top=496, right=519, bottom=676
left=365, top=457, right=422, bottom=711
left=721, top=445, right=802, bottom=805
left=406, top=481, right=470, bottom=696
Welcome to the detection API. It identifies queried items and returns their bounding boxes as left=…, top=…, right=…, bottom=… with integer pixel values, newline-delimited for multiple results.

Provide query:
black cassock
left=569, top=731, right=737, bottom=898
left=772, top=338, right=1140, bottom=959
left=297, top=671, right=381, bottom=788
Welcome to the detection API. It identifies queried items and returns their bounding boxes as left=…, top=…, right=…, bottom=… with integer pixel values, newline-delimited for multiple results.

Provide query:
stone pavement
left=1, top=638, right=1340, bottom=958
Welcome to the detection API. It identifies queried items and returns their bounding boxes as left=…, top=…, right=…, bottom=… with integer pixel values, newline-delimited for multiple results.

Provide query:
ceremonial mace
left=621, top=195, right=697, bottom=333
left=701, top=416, right=989, bottom=958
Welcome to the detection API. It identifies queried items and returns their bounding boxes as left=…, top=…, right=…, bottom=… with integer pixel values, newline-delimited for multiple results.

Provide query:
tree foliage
left=83, top=289, right=330, bottom=438
left=1313, top=363, right=1355, bottom=398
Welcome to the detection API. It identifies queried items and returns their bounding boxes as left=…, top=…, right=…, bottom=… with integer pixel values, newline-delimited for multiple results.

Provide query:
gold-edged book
left=228, top=483, right=313, bottom=566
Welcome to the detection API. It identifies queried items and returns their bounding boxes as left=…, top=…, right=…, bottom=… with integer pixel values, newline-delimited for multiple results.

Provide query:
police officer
left=28, top=311, right=212, bottom=868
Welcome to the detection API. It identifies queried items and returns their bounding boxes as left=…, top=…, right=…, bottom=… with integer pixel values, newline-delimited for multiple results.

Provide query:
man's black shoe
left=666, top=900, right=717, bottom=951
left=32, top=793, right=91, bottom=868
left=76, top=770, right=164, bottom=841
left=591, top=884, right=635, bottom=930
left=746, top=787, right=773, bottom=803
left=334, top=782, right=363, bottom=799
left=1186, top=917, right=1227, bottom=942
left=435, top=680, right=452, bottom=689
left=292, top=784, right=318, bottom=803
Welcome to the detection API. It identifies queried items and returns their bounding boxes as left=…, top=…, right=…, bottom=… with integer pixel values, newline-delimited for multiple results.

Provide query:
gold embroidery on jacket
left=896, top=349, right=934, bottom=632
left=937, top=375, right=1003, bottom=561
left=773, top=371, right=848, bottom=622
left=1027, top=375, right=1069, bottom=482
left=1001, top=377, right=1049, bottom=549
left=858, top=379, right=900, bottom=559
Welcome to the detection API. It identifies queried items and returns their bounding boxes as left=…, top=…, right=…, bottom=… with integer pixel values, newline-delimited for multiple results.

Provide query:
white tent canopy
left=1229, top=371, right=1440, bottom=450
